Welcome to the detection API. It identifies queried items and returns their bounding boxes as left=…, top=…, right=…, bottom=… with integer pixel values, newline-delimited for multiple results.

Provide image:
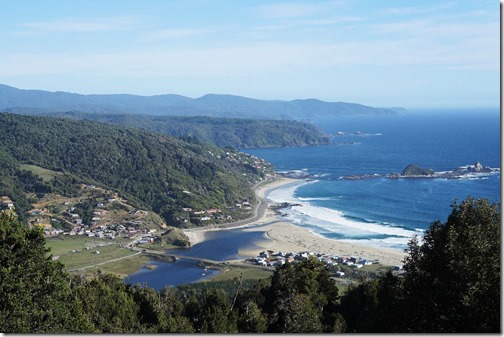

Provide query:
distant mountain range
left=0, top=84, right=405, bottom=119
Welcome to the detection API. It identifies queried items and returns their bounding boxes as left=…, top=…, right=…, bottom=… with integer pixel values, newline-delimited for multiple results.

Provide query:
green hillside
left=46, top=112, right=331, bottom=148
left=0, top=112, right=273, bottom=226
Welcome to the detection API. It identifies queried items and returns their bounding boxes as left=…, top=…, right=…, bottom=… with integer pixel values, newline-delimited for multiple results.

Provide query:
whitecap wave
left=266, top=181, right=417, bottom=251
left=297, top=197, right=336, bottom=201
left=290, top=203, right=416, bottom=238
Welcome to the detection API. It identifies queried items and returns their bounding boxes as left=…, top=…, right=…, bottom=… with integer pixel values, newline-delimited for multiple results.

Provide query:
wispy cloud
left=0, top=30, right=496, bottom=81
left=256, top=2, right=325, bottom=19
left=17, top=16, right=140, bottom=34
left=379, top=2, right=457, bottom=16
left=143, top=28, right=213, bottom=40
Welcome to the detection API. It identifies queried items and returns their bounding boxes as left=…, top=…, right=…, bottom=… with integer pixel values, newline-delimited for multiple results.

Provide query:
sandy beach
left=183, top=178, right=407, bottom=266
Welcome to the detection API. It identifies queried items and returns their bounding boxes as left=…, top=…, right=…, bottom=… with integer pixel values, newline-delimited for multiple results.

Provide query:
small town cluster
left=176, top=199, right=253, bottom=224
left=245, top=250, right=397, bottom=277
left=1, top=184, right=161, bottom=240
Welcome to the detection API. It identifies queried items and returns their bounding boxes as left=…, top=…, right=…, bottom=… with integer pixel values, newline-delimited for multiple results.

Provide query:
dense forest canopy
left=0, top=112, right=273, bottom=226
left=0, top=197, right=499, bottom=333
left=45, top=111, right=331, bottom=148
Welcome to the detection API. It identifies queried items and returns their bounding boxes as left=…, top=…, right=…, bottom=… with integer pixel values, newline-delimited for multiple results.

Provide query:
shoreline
left=183, top=177, right=407, bottom=267
left=182, top=178, right=303, bottom=245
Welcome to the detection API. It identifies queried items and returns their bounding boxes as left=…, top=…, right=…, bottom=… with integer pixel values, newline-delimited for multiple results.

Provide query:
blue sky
left=0, top=0, right=499, bottom=108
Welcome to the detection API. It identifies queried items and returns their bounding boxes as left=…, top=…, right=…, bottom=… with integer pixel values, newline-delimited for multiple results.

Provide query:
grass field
left=46, top=236, right=128, bottom=255
left=19, top=164, right=63, bottom=182
left=46, top=236, right=138, bottom=271
left=76, top=254, right=151, bottom=277
left=205, top=265, right=273, bottom=282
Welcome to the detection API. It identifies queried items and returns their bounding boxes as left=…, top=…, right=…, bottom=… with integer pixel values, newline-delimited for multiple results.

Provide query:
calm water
left=125, top=259, right=220, bottom=291
left=126, top=225, right=271, bottom=290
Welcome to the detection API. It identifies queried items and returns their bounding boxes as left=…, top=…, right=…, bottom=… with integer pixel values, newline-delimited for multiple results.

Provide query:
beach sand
left=183, top=178, right=407, bottom=266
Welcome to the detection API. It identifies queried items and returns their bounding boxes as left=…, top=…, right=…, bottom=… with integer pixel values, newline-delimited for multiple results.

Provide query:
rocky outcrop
left=402, top=164, right=435, bottom=176
left=341, top=162, right=499, bottom=180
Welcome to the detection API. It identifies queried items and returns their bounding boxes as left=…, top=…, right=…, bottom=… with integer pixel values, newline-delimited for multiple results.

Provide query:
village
left=245, top=249, right=403, bottom=278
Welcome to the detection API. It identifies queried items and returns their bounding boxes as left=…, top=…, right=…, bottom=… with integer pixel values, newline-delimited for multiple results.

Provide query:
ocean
left=126, top=109, right=500, bottom=289
left=245, top=109, right=501, bottom=251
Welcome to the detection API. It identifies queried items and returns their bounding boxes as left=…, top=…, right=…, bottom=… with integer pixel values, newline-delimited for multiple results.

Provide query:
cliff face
left=402, top=164, right=435, bottom=176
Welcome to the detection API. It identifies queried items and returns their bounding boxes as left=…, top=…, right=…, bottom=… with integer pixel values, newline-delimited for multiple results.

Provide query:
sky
left=0, top=0, right=499, bottom=109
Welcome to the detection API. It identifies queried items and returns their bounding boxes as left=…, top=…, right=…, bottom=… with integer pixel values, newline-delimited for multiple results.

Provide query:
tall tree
left=0, top=210, right=93, bottom=332
left=399, top=197, right=500, bottom=332
left=263, top=256, right=341, bottom=332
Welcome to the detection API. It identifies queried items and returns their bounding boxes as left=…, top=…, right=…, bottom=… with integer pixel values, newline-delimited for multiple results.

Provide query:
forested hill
left=0, top=112, right=273, bottom=225
left=46, top=112, right=330, bottom=148
left=0, top=84, right=405, bottom=119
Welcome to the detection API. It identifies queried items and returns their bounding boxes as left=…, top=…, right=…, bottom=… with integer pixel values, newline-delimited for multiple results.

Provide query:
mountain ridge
left=0, top=84, right=406, bottom=119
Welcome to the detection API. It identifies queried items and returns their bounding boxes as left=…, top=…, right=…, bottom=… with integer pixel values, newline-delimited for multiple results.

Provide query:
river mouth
left=125, top=224, right=272, bottom=290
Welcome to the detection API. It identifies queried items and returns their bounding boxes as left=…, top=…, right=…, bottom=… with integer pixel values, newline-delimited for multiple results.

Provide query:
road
left=67, top=250, right=142, bottom=272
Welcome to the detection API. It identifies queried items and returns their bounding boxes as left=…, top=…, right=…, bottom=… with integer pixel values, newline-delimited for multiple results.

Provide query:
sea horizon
left=245, top=109, right=500, bottom=251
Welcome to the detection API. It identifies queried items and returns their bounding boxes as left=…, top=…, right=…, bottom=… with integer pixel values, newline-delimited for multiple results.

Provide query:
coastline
left=183, top=177, right=407, bottom=266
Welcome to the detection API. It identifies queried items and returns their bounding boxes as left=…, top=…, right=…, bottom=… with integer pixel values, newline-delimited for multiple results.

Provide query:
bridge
left=137, top=248, right=272, bottom=271
left=137, top=247, right=226, bottom=265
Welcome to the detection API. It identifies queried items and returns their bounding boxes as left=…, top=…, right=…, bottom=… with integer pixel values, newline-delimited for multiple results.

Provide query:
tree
left=399, top=197, right=500, bottom=332
left=159, top=287, right=195, bottom=333
left=339, top=271, right=400, bottom=332
left=72, top=272, right=142, bottom=333
left=0, top=210, right=93, bottom=333
left=262, top=256, right=340, bottom=332
left=199, top=289, right=238, bottom=333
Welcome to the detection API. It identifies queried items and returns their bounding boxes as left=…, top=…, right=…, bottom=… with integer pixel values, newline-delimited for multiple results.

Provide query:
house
left=206, top=208, right=221, bottom=214
left=350, top=256, right=360, bottom=264
left=259, top=251, right=269, bottom=258
left=201, top=216, right=211, bottom=221
left=336, top=271, right=345, bottom=277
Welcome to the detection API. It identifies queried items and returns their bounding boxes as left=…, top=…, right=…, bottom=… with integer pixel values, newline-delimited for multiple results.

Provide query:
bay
left=245, top=109, right=500, bottom=250
left=127, top=109, right=500, bottom=287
